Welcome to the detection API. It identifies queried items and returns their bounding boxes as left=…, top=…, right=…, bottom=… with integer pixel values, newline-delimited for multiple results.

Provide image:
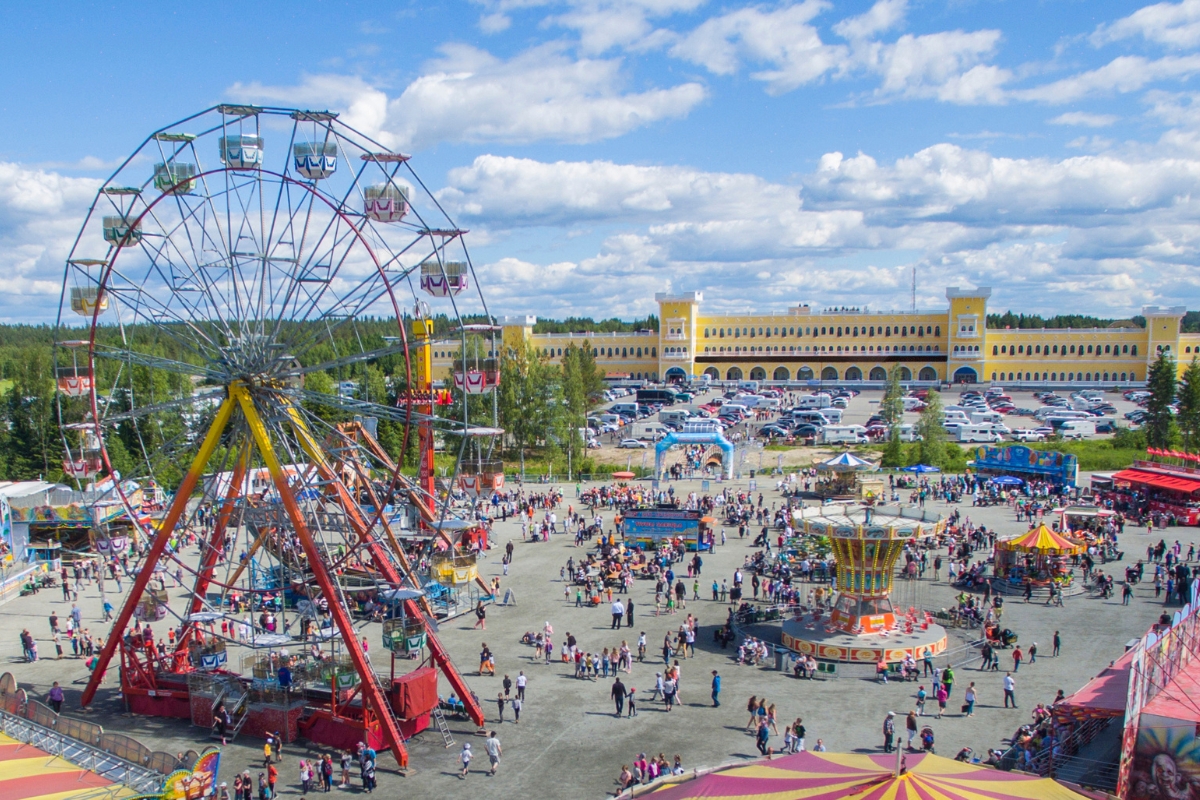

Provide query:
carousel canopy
left=995, top=524, right=1085, bottom=555
left=818, top=452, right=877, bottom=472
left=647, top=751, right=1089, bottom=800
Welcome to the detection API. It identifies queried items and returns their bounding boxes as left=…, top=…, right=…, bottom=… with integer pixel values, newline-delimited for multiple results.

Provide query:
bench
left=816, top=661, right=838, bottom=678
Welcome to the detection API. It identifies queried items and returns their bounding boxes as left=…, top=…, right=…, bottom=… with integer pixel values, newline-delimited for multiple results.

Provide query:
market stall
left=814, top=452, right=878, bottom=499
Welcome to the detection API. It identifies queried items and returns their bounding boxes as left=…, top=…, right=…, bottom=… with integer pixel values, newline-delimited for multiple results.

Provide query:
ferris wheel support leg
left=80, top=393, right=239, bottom=709
left=173, top=438, right=250, bottom=668
left=237, top=386, right=409, bottom=769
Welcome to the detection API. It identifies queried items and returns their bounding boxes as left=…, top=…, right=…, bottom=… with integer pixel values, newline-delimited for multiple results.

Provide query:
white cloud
left=832, top=0, right=906, bottom=41
left=229, top=45, right=707, bottom=150
left=546, top=0, right=705, bottom=54
left=1093, top=0, right=1200, bottom=49
left=1016, top=54, right=1200, bottom=103
left=669, top=1, right=848, bottom=94
left=479, top=12, right=512, bottom=32
left=0, top=163, right=99, bottom=321
left=1049, top=111, right=1120, bottom=127
left=870, top=31, right=1009, bottom=103
left=439, top=143, right=1200, bottom=317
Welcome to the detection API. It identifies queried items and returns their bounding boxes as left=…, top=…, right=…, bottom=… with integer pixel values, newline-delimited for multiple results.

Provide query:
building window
left=885, top=327, right=891, bottom=336
left=1132, top=345, right=1138, bottom=356
left=652, top=347, right=657, bottom=356
left=1121, top=372, right=1127, bottom=381
left=837, top=327, right=842, bottom=336
left=902, top=326, right=908, bottom=336
left=935, top=326, right=940, bottom=336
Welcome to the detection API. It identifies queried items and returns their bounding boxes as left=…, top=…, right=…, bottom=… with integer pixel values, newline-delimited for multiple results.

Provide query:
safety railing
left=0, top=709, right=164, bottom=794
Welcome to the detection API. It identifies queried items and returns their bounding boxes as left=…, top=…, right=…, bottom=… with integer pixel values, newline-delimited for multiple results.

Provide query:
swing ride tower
left=54, top=106, right=500, bottom=768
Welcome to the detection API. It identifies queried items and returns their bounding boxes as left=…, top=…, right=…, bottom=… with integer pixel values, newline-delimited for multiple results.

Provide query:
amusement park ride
left=52, top=106, right=506, bottom=769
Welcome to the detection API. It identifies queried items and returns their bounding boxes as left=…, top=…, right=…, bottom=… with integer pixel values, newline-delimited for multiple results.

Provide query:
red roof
left=1142, top=659, right=1200, bottom=723
left=1055, top=647, right=1133, bottom=721
left=1112, top=468, right=1200, bottom=495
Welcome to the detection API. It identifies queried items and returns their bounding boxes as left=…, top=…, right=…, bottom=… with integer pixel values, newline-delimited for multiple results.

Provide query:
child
left=460, top=742, right=472, bottom=777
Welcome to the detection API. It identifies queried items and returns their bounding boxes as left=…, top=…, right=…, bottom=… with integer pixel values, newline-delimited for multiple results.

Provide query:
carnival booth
left=992, top=523, right=1084, bottom=590
left=1110, top=456, right=1200, bottom=525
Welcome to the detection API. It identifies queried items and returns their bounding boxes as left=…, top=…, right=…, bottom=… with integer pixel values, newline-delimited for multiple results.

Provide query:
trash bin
left=774, top=648, right=785, bottom=671
left=750, top=469, right=756, bottom=479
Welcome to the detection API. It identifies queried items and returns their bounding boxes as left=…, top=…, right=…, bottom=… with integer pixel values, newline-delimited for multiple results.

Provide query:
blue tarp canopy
left=901, top=464, right=941, bottom=473
left=990, top=475, right=1025, bottom=486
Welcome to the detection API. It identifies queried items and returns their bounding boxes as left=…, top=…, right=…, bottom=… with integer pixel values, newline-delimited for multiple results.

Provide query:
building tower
left=945, top=287, right=991, bottom=384
left=655, top=291, right=703, bottom=383
left=1142, top=306, right=1186, bottom=375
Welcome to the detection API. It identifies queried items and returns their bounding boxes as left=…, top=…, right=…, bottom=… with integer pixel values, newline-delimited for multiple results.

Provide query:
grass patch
left=1024, top=440, right=1142, bottom=471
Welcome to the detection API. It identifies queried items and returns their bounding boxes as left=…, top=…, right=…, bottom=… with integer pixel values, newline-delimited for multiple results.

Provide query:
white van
left=791, top=410, right=828, bottom=426
left=1035, top=407, right=1089, bottom=421
left=1059, top=419, right=1096, bottom=439
left=659, top=409, right=691, bottom=425
left=756, top=397, right=781, bottom=410
left=943, top=410, right=970, bottom=425
left=817, top=408, right=843, bottom=425
left=897, top=424, right=922, bottom=442
left=970, top=410, right=1003, bottom=425
left=902, top=397, right=925, bottom=411
left=599, top=413, right=623, bottom=427
left=821, top=425, right=869, bottom=445
left=958, top=425, right=1003, bottom=444
left=737, top=380, right=761, bottom=393
left=796, top=393, right=832, bottom=410
left=633, top=422, right=669, bottom=440
left=733, top=393, right=761, bottom=408
left=610, top=402, right=638, bottom=417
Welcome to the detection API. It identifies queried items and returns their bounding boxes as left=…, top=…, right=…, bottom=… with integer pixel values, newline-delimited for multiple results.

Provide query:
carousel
left=813, top=452, right=879, bottom=499
left=781, top=504, right=949, bottom=663
left=992, top=524, right=1085, bottom=596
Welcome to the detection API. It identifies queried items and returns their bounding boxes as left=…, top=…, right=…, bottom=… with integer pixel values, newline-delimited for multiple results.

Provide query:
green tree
left=1146, top=352, right=1178, bottom=450
left=915, top=390, right=946, bottom=468
left=498, top=341, right=561, bottom=474
left=880, top=366, right=905, bottom=426
left=1178, top=358, right=1200, bottom=452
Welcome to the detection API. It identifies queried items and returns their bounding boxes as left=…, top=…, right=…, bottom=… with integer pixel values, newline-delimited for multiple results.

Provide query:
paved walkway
left=0, top=477, right=1184, bottom=798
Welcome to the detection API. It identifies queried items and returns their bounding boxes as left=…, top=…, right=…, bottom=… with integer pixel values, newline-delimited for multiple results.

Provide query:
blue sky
left=4, top=0, right=1200, bottom=322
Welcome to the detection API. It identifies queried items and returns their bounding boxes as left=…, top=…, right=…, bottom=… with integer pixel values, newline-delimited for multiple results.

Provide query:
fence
left=0, top=709, right=164, bottom=795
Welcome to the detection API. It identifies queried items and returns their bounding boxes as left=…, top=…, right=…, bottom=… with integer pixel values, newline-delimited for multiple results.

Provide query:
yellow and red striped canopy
left=995, top=524, right=1084, bottom=555
left=0, top=732, right=138, bottom=800
left=649, top=752, right=1089, bottom=800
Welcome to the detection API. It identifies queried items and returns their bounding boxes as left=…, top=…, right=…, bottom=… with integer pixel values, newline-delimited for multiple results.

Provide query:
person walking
left=516, top=671, right=527, bottom=700
left=474, top=601, right=487, bottom=630
left=1123, top=582, right=1134, bottom=605
left=484, top=731, right=502, bottom=775
left=627, top=600, right=635, bottom=627
left=941, top=665, right=955, bottom=698
left=1053, top=631, right=1061, bottom=657
left=883, top=712, right=896, bottom=753
left=905, top=711, right=918, bottom=750
left=964, top=682, right=977, bottom=716
left=756, top=719, right=771, bottom=756
left=459, top=742, right=472, bottom=777
left=612, top=677, right=627, bottom=717
left=1012, top=646, right=1023, bottom=672
left=47, top=682, right=64, bottom=713
left=511, top=694, right=522, bottom=723
left=612, top=598, right=625, bottom=629
left=496, top=692, right=506, bottom=723
left=1028, top=642, right=1037, bottom=664
left=1003, top=672, right=1017, bottom=708
left=711, top=670, right=721, bottom=707
left=935, top=685, right=948, bottom=719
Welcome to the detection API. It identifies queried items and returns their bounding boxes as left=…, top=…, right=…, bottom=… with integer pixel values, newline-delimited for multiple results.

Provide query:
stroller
left=985, top=624, right=1018, bottom=649
left=920, top=726, right=935, bottom=753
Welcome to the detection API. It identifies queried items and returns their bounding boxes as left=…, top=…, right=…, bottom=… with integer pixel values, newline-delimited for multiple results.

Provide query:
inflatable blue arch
left=655, top=427, right=735, bottom=480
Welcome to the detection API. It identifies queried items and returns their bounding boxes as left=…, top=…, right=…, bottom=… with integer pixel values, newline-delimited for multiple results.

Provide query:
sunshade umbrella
left=901, top=464, right=941, bottom=473
left=990, top=476, right=1025, bottom=487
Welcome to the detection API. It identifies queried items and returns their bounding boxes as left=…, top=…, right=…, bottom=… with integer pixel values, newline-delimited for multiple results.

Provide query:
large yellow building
left=430, top=288, right=1198, bottom=386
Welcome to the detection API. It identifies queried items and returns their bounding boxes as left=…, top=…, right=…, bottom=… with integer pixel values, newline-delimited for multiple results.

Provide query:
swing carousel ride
left=53, top=105, right=503, bottom=769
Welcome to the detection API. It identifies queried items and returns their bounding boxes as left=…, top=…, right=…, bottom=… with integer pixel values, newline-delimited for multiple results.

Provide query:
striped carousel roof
left=647, top=752, right=1089, bottom=800
left=995, top=524, right=1085, bottom=555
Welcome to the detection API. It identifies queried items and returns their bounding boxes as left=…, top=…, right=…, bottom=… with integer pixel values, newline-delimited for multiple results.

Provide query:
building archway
left=869, top=366, right=887, bottom=381
left=918, top=366, right=938, bottom=381
left=726, top=366, right=743, bottom=381
left=664, top=367, right=687, bottom=382
left=703, top=367, right=720, bottom=380
left=798, top=366, right=814, bottom=381
left=844, top=366, right=862, bottom=380
left=821, top=366, right=838, bottom=381
left=749, top=366, right=767, bottom=381
left=898, top=367, right=912, bottom=380
left=953, top=366, right=978, bottom=384
left=773, top=366, right=790, bottom=381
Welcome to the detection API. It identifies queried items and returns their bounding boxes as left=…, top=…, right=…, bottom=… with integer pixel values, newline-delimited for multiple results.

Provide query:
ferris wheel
left=53, top=105, right=499, bottom=765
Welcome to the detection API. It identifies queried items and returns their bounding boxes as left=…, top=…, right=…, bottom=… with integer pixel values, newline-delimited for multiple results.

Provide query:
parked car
left=618, top=438, right=648, bottom=449
left=1011, top=430, right=1046, bottom=442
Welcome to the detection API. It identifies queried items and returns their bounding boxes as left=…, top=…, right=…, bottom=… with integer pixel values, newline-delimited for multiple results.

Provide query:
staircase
left=1050, top=719, right=1121, bottom=793
left=210, top=683, right=251, bottom=743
